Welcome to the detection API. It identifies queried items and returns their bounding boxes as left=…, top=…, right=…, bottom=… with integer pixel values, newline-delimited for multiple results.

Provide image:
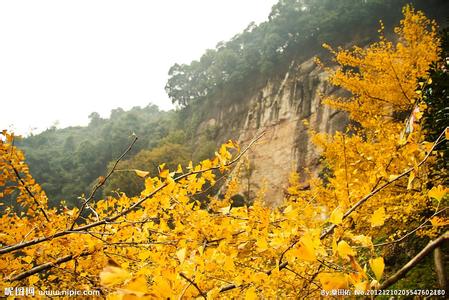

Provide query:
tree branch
left=9, top=163, right=50, bottom=222
left=379, top=231, right=449, bottom=289
left=179, top=273, right=206, bottom=299
left=0, top=132, right=265, bottom=255
left=9, top=251, right=94, bottom=282
left=70, top=135, right=138, bottom=229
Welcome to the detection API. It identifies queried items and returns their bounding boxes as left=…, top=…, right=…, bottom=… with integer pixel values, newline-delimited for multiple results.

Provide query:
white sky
left=0, top=0, right=277, bottom=136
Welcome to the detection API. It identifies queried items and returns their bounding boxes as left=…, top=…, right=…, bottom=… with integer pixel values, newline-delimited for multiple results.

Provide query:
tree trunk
left=434, top=247, right=447, bottom=290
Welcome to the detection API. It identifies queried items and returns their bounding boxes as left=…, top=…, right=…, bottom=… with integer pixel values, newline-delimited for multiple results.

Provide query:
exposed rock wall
left=199, top=58, right=348, bottom=205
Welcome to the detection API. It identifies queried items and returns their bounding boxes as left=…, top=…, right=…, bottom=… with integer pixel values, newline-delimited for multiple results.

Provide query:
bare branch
left=9, top=251, right=94, bottom=282
left=179, top=273, right=207, bottom=299
left=380, top=231, right=449, bottom=289
left=70, top=135, right=138, bottom=229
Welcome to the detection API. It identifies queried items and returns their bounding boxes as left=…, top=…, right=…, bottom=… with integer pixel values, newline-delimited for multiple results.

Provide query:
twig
left=373, top=207, right=448, bottom=247
left=9, top=164, right=50, bottom=222
left=9, top=251, right=94, bottom=282
left=70, top=135, right=138, bottom=229
left=179, top=273, right=206, bottom=299
left=379, top=231, right=449, bottom=289
left=342, top=134, right=350, bottom=201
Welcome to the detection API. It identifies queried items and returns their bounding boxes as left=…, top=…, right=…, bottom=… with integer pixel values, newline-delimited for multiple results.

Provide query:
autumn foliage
left=1, top=6, right=448, bottom=299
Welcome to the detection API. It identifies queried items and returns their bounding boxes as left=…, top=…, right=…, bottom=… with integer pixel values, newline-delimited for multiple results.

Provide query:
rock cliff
left=198, top=58, right=348, bottom=205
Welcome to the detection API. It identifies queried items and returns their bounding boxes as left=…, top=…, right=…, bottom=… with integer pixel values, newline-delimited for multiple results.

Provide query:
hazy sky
left=0, top=0, right=277, bottom=135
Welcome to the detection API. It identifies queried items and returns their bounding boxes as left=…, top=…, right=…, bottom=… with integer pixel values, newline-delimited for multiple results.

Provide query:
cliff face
left=198, top=58, right=348, bottom=205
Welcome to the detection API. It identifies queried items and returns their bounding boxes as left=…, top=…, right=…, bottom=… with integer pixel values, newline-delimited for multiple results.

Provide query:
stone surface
left=199, top=58, right=348, bottom=205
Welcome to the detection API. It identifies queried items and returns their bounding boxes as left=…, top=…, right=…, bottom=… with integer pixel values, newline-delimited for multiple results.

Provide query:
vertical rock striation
left=199, top=58, right=348, bottom=205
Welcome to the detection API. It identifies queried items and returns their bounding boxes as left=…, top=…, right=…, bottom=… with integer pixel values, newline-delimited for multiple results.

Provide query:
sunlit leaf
left=370, top=207, right=387, bottom=227
left=134, top=169, right=150, bottom=178
left=369, top=257, right=385, bottom=281
left=329, top=207, right=343, bottom=225
left=428, top=185, right=447, bottom=202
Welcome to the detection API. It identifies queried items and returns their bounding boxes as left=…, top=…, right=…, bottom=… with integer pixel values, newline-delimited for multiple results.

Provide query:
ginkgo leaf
left=138, top=251, right=151, bottom=261
left=22, top=256, right=33, bottom=264
left=371, top=207, right=387, bottom=227
left=428, top=185, right=447, bottom=202
left=219, top=205, right=231, bottom=214
left=159, top=169, right=170, bottom=179
left=256, top=238, right=269, bottom=252
left=317, top=273, right=349, bottom=290
left=291, top=233, right=317, bottom=262
left=388, top=174, right=399, bottom=181
left=118, top=275, right=149, bottom=295
left=176, top=164, right=183, bottom=173
left=445, top=127, right=449, bottom=140
left=176, top=248, right=186, bottom=263
left=430, top=216, right=449, bottom=227
left=329, top=207, right=343, bottom=225
left=245, top=286, right=258, bottom=300
left=100, top=260, right=132, bottom=287
left=28, top=275, right=39, bottom=285
left=407, top=171, right=415, bottom=190
left=369, top=257, right=385, bottom=281
left=354, top=281, right=369, bottom=292
left=134, top=169, right=150, bottom=178
left=351, top=235, right=373, bottom=249
left=337, top=240, right=355, bottom=259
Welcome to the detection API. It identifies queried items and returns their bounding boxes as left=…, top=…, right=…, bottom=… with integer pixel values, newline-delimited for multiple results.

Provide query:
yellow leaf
left=22, top=256, right=33, bottom=264
left=223, top=256, right=235, bottom=271
left=138, top=251, right=151, bottom=261
left=134, top=169, right=149, bottom=178
left=28, top=275, right=39, bottom=285
left=337, top=240, right=355, bottom=259
left=388, top=174, right=399, bottom=181
left=176, top=248, right=186, bottom=263
left=152, top=276, right=172, bottom=298
left=318, top=273, right=349, bottom=290
left=159, top=169, right=169, bottom=179
left=351, top=235, right=373, bottom=249
left=292, top=233, right=317, bottom=262
left=407, top=171, right=415, bottom=190
left=176, top=164, right=183, bottom=173
left=428, top=185, right=448, bottom=202
left=430, top=216, right=449, bottom=227
left=219, top=205, right=231, bottom=214
left=119, top=275, right=149, bottom=295
left=369, top=257, right=385, bottom=281
left=100, top=260, right=132, bottom=287
left=245, top=286, right=258, bottom=300
left=445, top=127, right=449, bottom=140
left=371, top=207, right=387, bottom=227
left=354, top=281, right=369, bottom=292
left=329, top=207, right=343, bottom=225
left=256, top=238, right=269, bottom=252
